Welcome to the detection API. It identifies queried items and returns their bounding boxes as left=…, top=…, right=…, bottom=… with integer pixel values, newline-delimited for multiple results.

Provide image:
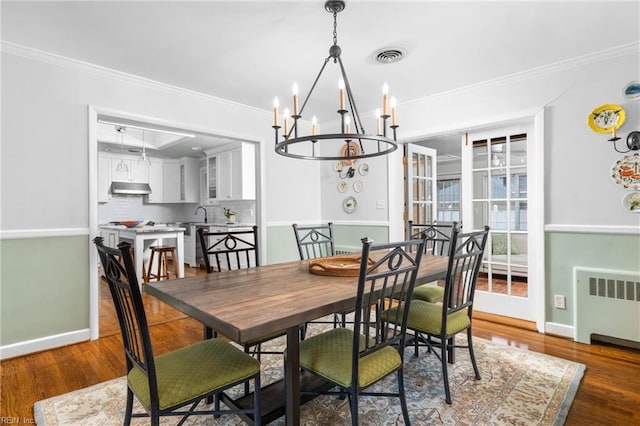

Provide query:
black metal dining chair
left=407, top=220, right=458, bottom=303
left=93, top=237, right=261, bottom=426
left=197, top=226, right=287, bottom=360
left=393, top=225, right=490, bottom=404
left=296, top=236, right=426, bottom=425
left=292, top=222, right=350, bottom=329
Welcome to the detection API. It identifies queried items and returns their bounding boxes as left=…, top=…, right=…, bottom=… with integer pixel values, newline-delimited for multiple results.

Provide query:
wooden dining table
left=145, top=252, right=449, bottom=425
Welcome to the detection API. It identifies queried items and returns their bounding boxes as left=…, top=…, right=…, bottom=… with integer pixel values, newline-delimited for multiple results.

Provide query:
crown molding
left=0, top=41, right=267, bottom=116
left=404, top=41, right=640, bottom=106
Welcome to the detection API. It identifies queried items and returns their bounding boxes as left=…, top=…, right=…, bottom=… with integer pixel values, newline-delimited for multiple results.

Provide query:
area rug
left=34, top=331, right=584, bottom=425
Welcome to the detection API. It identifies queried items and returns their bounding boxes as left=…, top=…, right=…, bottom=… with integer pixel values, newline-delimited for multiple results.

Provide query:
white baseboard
left=0, top=329, right=91, bottom=360
left=544, top=321, right=575, bottom=339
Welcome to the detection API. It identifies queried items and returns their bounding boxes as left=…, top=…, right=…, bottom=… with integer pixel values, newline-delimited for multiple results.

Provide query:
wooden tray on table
left=308, top=255, right=375, bottom=277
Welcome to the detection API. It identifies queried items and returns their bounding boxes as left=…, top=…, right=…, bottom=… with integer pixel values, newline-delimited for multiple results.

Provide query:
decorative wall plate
left=337, top=181, right=347, bottom=193
left=358, top=163, right=369, bottom=176
left=343, top=196, right=357, bottom=213
left=623, top=192, right=640, bottom=212
left=353, top=180, right=363, bottom=192
left=588, top=104, right=625, bottom=134
left=622, top=81, right=640, bottom=101
left=612, top=153, right=640, bottom=189
left=341, top=143, right=360, bottom=165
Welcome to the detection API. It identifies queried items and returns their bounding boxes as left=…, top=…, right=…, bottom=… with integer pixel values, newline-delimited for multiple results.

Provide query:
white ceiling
left=3, top=1, right=639, bottom=159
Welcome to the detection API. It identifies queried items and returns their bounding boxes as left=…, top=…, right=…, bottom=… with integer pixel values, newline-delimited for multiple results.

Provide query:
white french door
left=462, top=123, right=538, bottom=322
left=405, top=144, right=438, bottom=233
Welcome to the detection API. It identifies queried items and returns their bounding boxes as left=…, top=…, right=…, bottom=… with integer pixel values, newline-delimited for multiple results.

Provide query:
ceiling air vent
left=374, top=47, right=406, bottom=64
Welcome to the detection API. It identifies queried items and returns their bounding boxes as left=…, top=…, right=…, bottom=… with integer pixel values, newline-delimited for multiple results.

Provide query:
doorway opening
left=404, top=112, right=544, bottom=329
left=88, top=106, right=264, bottom=339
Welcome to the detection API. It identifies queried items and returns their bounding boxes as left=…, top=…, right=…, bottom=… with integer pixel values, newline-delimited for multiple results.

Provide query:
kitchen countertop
left=99, top=224, right=186, bottom=233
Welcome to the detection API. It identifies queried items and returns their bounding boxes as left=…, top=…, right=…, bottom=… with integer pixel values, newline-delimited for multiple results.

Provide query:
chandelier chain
left=333, top=10, right=338, bottom=47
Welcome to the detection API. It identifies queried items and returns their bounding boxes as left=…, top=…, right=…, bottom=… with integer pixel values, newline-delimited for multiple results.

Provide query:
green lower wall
left=6, top=228, right=632, bottom=348
left=0, top=235, right=90, bottom=345
left=266, top=224, right=389, bottom=265
left=546, top=232, right=640, bottom=325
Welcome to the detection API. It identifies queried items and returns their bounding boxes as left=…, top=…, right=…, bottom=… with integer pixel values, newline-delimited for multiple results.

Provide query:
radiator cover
left=574, top=267, right=640, bottom=344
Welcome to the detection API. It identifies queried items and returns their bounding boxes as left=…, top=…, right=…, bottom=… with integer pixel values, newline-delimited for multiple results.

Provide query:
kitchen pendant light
left=137, top=129, right=152, bottom=166
left=115, top=126, right=129, bottom=173
left=272, top=0, right=398, bottom=161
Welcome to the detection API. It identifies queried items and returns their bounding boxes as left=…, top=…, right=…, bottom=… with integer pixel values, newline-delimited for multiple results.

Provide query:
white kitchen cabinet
left=163, top=161, right=181, bottom=202
left=205, top=142, right=255, bottom=204
left=147, top=159, right=164, bottom=203
left=180, top=158, right=199, bottom=202
left=99, top=227, right=119, bottom=248
left=163, top=158, right=199, bottom=203
left=98, top=155, right=112, bottom=202
left=109, top=155, right=150, bottom=183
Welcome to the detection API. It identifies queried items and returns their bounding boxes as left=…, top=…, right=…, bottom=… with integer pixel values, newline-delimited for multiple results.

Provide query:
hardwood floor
left=2, top=265, right=639, bottom=425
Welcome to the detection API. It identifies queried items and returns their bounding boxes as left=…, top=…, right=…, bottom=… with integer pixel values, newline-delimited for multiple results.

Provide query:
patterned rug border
left=33, top=335, right=585, bottom=425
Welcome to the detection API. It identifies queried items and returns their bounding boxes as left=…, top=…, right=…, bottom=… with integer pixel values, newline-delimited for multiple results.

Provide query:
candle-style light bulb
left=292, top=83, right=299, bottom=116
left=311, top=116, right=318, bottom=136
left=390, top=97, right=397, bottom=126
left=338, top=77, right=345, bottom=110
left=283, top=107, right=290, bottom=135
left=345, top=116, right=351, bottom=134
left=375, top=108, right=382, bottom=135
left=382, top=82, right=389, bottom=116
left=273, top=97, right=279, bottom=126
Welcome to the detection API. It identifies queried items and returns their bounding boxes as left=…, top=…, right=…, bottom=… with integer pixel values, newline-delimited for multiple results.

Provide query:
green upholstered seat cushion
left=298, top=327, right=401, bottom=389
left=128, top=338, right=260, bottom=411
left=388, top=300, right=470, bottom=336
left=412, top=283, right=445, bottom=303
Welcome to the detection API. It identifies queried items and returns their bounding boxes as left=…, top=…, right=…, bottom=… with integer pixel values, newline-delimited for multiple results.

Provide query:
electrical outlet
left=554, top=294, right=566, bottom=309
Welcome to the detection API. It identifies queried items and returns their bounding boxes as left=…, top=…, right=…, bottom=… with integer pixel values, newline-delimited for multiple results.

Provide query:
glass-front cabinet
left=205, top=142, right=255, bottom=204
left=207, top=155, right=218, bottom=201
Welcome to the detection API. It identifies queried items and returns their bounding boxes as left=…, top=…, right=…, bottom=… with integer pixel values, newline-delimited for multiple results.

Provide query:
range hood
left=110, top=181, right=152, bottom=195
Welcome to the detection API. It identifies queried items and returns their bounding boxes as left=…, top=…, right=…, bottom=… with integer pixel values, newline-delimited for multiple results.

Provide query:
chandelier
left=272, top=0, right=398, bottom=161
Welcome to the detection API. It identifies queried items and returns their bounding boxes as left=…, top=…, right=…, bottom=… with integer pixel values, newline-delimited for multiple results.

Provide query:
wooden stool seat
left=145, top=245, right=178, bottom=283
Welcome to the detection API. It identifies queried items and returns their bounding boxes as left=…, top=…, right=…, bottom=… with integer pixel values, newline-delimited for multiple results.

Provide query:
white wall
left=0, top=44, right=322, bottom=232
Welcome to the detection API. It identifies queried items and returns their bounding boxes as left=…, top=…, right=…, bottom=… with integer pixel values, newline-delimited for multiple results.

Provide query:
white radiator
left=335, top=245, right=359, bottom=255
left=574, top=267, right=640, bottom=344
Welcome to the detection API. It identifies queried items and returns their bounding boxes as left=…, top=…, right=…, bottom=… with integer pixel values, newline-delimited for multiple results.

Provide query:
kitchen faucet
left=194, top=205, right=208, bottom=223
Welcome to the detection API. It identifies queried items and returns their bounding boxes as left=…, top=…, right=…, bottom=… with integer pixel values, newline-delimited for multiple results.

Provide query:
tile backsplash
left=99, top=196, right=255, bottom=225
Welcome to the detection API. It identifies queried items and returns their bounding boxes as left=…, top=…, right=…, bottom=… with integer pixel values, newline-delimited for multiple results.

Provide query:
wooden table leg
left=285, top=327, right=300, bottom=426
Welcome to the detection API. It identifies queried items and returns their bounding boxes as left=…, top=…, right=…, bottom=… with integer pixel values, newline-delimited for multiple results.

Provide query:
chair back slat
left=407, top=220, right=457, bottom=256
left=197, top=226, right=259, bottom=273
left=93, top=237, right=159, bottom=402
left=443, top=226, right=490, bottom=315
left=351, top=237, right=426, bottom=382
left=292, top=222, right=336, bottom=260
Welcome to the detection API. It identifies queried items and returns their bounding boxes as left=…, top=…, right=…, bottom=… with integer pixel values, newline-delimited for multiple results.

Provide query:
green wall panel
left=546, top=232, right=640, bottom=326
left=266, top=224, right=390, bottom=265
left=1, top=236, right=89, bottom=345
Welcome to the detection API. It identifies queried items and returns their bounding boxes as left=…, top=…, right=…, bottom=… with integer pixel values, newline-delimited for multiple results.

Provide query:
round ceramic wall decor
left=623, top=192, right=640, bottom=213
left=588, top=104, right=625, bottom=134
left=612, top=153, right=640, bottom=189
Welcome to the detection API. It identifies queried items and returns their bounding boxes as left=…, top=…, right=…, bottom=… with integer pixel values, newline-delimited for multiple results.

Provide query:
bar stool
left=145, top=246, right=179, bottom=283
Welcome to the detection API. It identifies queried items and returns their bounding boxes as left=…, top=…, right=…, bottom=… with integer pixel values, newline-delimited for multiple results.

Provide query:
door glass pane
left=412, top=153, right=425, bottom=176
left=511, top=234, right=528, bottom=265
left=473, top=139, right=488, bottom=169
left=510, top=168, right=527, bottom=198
left=490, top=138, right=507, bottom=168
left=473, top=170, right=487, bottom=199
left=473, top=201, right=489, bottom=228
left=511, top=201, right=527, bottom=231
left=491, top=171, right=508, bottom=198
left=491, top=201, right=508, bottom=230
left=510, top=134, right=527, bottom=166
